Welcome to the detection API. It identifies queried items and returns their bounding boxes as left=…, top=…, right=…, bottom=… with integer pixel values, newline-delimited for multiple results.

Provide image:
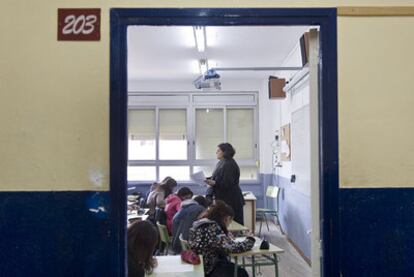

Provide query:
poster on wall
left=280, top=123, right=291, bottom=161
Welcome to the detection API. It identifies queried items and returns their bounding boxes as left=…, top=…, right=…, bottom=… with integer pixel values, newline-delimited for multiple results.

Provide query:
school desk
left=127, top=208, right=149, bottom=225
left=230, top=237, right=284, bottom=277
left=145, top=255, right=204, bottom=277
left=228, top=220, right=249, bottom=234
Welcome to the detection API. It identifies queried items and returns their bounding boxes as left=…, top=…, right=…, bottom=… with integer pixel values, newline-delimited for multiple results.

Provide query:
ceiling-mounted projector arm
left=211, top=66, right=302, bottom=71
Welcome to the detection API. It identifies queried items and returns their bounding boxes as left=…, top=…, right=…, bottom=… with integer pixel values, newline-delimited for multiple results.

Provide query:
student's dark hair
left=218, top=143, right=236, bottom=159
left=201, top=200, right=234, bottom=234
left=193, top=195, right=209, bottom=208
left=128, top=220, right=158, bottom=274
left=177, top=187, right=193, bottom=199
left=159, top=176, right=177, bottom=197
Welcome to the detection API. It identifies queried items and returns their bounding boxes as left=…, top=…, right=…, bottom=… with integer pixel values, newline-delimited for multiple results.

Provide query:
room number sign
left=58, top=9, right=100, bottom=41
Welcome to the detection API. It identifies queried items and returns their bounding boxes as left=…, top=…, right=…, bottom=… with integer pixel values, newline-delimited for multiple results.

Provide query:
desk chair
left=257, top=186, right=280, bottom=236
left=179, top=234, right=190, bottom=251
left=156, top=222, right=172, bottom=255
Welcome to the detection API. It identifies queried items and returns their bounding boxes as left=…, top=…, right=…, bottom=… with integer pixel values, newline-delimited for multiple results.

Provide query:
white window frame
left=128, top=92, right=259, bottom=184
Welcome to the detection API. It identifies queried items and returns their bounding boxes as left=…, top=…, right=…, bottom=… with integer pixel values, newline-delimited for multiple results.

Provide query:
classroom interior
left=126, top=25, right=318, bottom=277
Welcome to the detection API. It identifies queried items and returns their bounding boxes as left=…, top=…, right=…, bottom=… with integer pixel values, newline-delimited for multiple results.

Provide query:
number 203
left=62, top=14, right=97, bottom=35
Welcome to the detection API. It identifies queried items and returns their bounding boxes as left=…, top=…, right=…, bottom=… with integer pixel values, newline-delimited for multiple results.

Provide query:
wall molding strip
left=338, top=6, right=414, bottom=16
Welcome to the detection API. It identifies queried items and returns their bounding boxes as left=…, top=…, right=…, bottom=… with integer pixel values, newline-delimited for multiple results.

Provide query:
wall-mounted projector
left=193, top=69, right=221, bottom=90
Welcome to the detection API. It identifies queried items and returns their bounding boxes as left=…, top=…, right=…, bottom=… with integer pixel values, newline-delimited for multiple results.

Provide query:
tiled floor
left=243, top=221, right=311, bottom=277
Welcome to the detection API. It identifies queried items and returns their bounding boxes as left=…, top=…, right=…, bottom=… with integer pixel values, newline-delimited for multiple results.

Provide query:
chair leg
left=272, top=213, right=280, bottom=230
left=234, top=256, right=239, bottom=277
left=165, top=243, right=169, bottom=255
left=258, top=213, right=263, bottom=236
left=159, top=242, right=164, bottom=255
left=264, top=213, right=270, bottom=231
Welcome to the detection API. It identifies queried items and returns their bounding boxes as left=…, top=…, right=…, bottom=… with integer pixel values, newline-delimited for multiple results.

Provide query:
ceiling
left=127, top=26, right=310, bottom=83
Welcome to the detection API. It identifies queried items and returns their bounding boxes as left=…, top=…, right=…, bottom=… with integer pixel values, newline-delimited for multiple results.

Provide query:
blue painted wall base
left=1, top=188, right=413, bottom=276
left=0, top=191, right=114, bottom=277
left=261, top=174, right=311, bottom=260
left=339, top=188, right=414, bottom=277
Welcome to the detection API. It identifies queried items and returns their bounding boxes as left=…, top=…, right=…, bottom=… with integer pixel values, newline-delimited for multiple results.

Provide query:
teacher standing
left=205, top=143, right=245, bottom=224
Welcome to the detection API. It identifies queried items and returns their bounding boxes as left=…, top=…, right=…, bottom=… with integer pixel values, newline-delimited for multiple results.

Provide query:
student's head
left=193, top=195, right=209, bottom=208
left=128, top=220, right=158, bottom=274
left=177, top=187, right=193, bottom=200
left=161, top=176, right=177, bottom=188
left=217, top=143, right=236, bottom=160
left=202, top=200, right=234, bottom=234
left=159, top=177, right=177, bottom=197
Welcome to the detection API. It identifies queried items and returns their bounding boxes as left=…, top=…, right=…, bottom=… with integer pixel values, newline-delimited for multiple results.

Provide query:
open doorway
left=110, top=8, right=338, bottom=277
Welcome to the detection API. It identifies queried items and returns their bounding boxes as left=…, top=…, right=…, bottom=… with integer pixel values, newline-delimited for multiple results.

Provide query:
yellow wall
left=338, top=16, right=414, bottom=188
left=0, top=1, right=413, bottom=190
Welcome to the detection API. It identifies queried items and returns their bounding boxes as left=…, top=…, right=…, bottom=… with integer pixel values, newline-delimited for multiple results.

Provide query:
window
left=239, top=166, right=258, bottom=180
left=159, top=109, right=187, bottom=160
left=227, top=109, right=255, bottom=159
left=127, top=166, right=156, bottom=181
left=159, top=166, right=190, bottom=181
left=128, top=92, right=258, bottom=182
left=195, top=108, right=224, bottom=159
left=128, top=109, right=156, bottom=160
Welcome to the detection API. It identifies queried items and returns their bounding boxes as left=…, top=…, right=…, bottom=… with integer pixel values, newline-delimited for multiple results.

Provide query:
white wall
left=258, top=41, right=306, bottom=176
left=258, top=79, right=280, bottom=174
left=260, top=40, right=313, bottom=259
left=289, top=81, right=311, bottom=196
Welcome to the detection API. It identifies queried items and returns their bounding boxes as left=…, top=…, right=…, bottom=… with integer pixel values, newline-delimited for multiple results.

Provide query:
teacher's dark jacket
left=211, top=158, right=245, bottom=224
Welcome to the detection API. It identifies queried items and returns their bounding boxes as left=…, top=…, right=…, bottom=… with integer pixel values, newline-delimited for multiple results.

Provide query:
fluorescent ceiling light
left=193, top=26, right=206, bottom=52
left=199, top=59, right=208, bottom=74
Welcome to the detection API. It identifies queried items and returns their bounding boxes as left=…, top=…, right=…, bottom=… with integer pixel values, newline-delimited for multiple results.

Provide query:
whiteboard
left=291, top=105, right=311, bottom=197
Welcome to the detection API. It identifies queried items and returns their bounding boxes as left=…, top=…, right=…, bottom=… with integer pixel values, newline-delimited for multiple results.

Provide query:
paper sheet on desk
left=154, top=263, right=194, bottom=273
left=190, top=171, right=206, bottom=187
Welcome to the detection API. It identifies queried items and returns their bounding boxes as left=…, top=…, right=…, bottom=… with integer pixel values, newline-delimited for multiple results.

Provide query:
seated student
left=128, top=221, right=158, bottom=277
left=188, top=200, right=255, bottom=277
left=205, top=186, right=215, bottom=206
left=146, top=177, right=177, bottom=222
left=193, top=195, right=209, bottom=208
left=144, top=176, right=173, bottom=206
left=154, top=207, right=167, bottom=226
left=171, top=195, right=208, bottom=253
left=165, top=187, right=193, bottom=234
left=140, top=183, right=158, bottom=208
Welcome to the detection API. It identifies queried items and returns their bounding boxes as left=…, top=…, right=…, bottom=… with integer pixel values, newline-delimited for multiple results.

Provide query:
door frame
left=110, top=8, right=338, bottom=276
